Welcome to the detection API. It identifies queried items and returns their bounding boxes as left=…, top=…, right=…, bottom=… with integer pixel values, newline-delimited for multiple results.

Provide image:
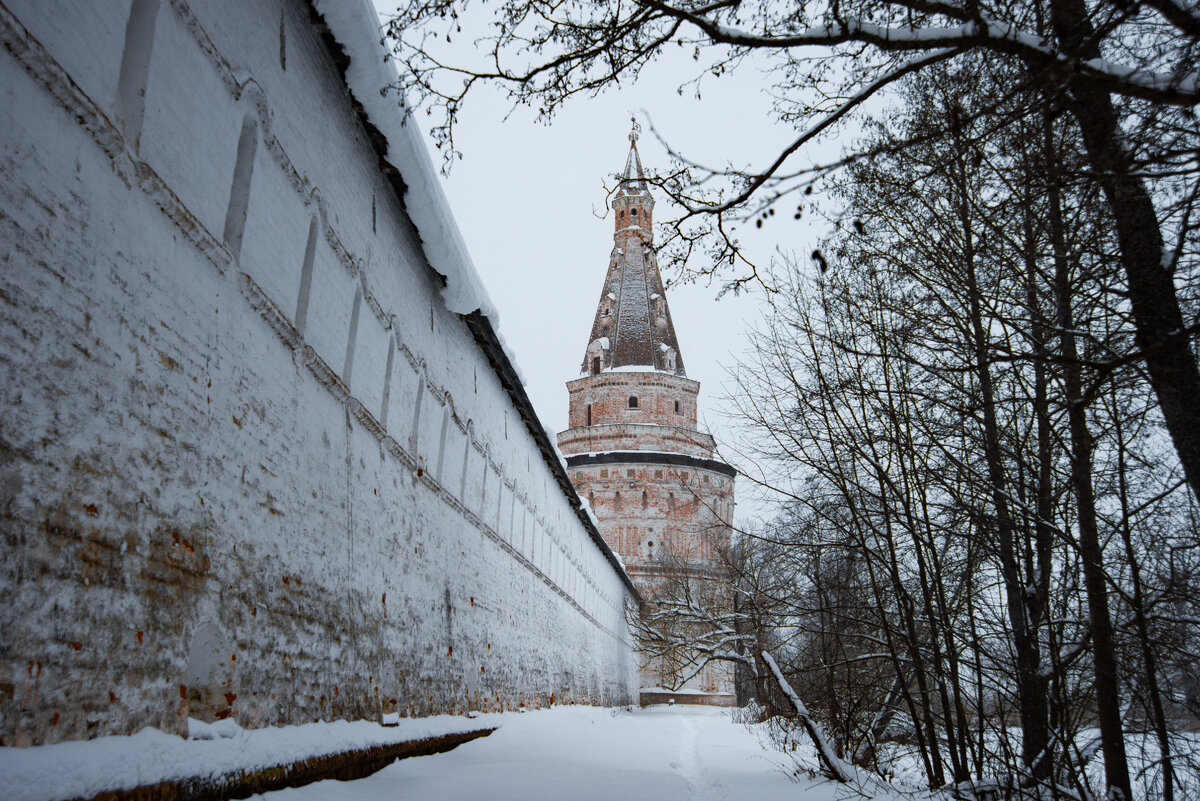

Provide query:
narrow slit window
left=592, top=356, right=601, bottom=374
left=674, top=400, right=681, bottom=414
left=586, top=404, right=592, bottom=426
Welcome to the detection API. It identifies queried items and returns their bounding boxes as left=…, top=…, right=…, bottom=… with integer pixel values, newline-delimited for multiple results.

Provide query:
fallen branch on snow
left=762, top=651, right=855, bottom=784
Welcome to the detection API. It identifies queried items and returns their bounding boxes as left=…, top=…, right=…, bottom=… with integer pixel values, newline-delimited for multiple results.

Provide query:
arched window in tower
left=631, top=208, right=638, bottom=217
left=668, top=492, right=675, bottom=513
left=614, top=491, right=622, bottom=511
left=592, top=356, right=601, bottom=375
left=674, top=400, right=681, bottom=414
left=618, top=210, right=624, bottom=220
left=628, top=396, right=638, bottom=409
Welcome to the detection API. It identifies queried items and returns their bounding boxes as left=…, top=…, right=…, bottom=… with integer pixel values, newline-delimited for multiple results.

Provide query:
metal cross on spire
left=628, top=115, right=641, bottom=145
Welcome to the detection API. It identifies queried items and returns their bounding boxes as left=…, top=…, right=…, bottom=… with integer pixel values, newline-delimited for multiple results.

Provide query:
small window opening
left=642, top=490, right=648, bottom=509
left=628, top=396, right=638, bottom=409
left=615, top=491, right=622, bottom=510
left=619, top=210, right=624, bottom=220
left=627, top=469, right=635, bottom=478
left=586, top=404, right=592, bottom=426
left=592, top=356, right=601, bottom=374
left=631, top=208, right=638, bottom=217
left=674, top=400, right=681, bottom=414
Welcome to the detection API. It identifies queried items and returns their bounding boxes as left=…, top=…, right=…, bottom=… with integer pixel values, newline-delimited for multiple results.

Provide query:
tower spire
left=578, top=131, right=683, bottom=377
left=621, top=117, right=645, bottom=190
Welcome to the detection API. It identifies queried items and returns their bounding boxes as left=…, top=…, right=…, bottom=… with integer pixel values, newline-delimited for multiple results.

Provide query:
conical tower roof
left=580, top=126, right=685, bottom=377
left=619, top=131, right=647, bottom=194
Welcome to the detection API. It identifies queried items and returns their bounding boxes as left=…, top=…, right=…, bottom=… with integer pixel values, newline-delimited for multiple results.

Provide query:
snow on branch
left=645, top=1, right=1200, bottom=105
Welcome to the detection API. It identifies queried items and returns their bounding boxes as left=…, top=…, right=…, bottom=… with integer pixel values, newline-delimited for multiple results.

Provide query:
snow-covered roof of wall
left=312, top=0, right=496, bottom=323
left=310, top=0, right=638, bottom=601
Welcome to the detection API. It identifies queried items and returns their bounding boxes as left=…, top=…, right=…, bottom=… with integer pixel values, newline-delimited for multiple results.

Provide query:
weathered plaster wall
left=0, top=0, right=636, bottom=747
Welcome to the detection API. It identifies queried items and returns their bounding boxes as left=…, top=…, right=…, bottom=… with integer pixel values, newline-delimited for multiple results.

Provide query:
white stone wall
left=0, top=0, right=637, bottom=746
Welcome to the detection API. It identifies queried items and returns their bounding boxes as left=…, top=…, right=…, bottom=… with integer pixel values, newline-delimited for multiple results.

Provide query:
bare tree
left=384, top=0, right=1200, bottom=508
left=716, top=59, right=1200, bottom=798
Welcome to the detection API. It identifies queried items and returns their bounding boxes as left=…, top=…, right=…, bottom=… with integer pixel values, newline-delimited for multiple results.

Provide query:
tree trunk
left=1050, top=0, right=1200, bottom=505
left=1112, top=390, right=1175, bottom=801
left=1044, top=124, right=1133, bottom=801
left=954, top=128, right=1052, bottom=787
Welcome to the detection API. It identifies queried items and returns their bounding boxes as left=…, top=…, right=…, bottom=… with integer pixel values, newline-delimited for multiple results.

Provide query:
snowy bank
left=0, top=714, right=500, bottom=801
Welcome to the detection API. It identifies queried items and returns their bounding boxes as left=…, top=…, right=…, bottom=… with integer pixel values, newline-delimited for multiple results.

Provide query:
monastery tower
left=557, top=127, right=737, bottom=703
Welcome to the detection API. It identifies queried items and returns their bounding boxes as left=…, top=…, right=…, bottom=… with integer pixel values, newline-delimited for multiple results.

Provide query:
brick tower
left=557, top=126, right=736, bottom=703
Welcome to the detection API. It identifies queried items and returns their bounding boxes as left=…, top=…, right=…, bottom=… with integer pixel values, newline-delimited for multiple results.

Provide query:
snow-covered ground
left=253, top=706, right=845, bottom=801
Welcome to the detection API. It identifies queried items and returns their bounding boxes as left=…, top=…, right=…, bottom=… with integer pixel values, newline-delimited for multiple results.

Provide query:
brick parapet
left=556, top=425, right=716, bottom=459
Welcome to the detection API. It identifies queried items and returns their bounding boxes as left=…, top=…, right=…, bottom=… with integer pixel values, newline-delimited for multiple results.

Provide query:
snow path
left=253, top=706, right=842, bottom=801
left=673, top=714, right=729, bottom=801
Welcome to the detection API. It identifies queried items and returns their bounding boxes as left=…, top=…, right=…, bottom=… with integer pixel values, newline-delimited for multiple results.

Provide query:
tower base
left=638, top=688, right=738, bottom=707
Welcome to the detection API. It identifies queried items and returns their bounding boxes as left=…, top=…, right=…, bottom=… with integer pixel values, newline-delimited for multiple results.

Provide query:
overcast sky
left=373, top=5, right=839, bottom=523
